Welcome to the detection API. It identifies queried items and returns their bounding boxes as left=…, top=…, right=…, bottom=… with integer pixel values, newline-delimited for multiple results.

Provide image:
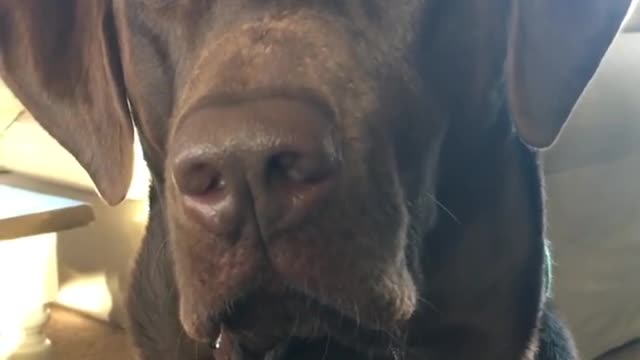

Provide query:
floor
left=44, top=305, right=639, bottom=360
left=46, top=305, right=134, bottom=360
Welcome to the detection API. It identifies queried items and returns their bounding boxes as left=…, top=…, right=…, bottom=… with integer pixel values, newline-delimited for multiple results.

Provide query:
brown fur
left=0, top=0, right=632, bottom=359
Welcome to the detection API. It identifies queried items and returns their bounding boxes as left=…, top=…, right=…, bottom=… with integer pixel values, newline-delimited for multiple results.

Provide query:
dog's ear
left=506, top=0, right=633, bottom=148
left=0, top=1, right=133, bottom=205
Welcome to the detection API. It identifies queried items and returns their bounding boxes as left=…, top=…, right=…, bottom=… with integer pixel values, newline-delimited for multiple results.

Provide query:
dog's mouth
left=209, top=285, right=408, bottom=358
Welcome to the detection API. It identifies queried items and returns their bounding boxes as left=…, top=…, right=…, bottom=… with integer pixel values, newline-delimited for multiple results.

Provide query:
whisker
left=416, top=294, right=442, bottom=315
left=321, top=337, right=331, bottom=360
left=352, top=299, right=361, bottom=332
left=151, top=238, right=168, bottom=278
left=175, top=324, right=187, bottom=360
left=291, top=310, right=301, bottom=339
left=424, top=192, right=460, bottom=224
left=391, top=346, right=402, bottom=360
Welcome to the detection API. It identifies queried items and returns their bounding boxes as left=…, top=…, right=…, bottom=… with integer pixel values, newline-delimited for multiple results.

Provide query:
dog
left=0, top=1, right=633, bottom=359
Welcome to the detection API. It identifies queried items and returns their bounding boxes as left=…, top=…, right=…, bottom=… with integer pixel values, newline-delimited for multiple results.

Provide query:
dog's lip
left=209, top=288, right=406, bottom=353
left=217, top=321, right=283, bottom=356
left=215, top=307, right=406, bottom=358
left=209, top=291, right=293, bottom=355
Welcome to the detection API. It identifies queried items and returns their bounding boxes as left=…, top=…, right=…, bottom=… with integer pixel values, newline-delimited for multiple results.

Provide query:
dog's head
left=0, top=0, right=632, bottom=353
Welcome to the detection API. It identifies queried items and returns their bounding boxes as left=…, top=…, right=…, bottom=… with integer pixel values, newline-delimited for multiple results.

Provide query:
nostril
left=267, top=151, right=335, bottom=186
left=174, top=159, right=225, bottom=197
left=170, top=97, right=339, bottom=236
left=192, top=163, right=225, bottom=195
left=172, top=156, right=243, bottom=237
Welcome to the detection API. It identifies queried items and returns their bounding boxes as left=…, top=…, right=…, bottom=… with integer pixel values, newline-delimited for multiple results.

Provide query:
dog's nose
left=170, top=98, right=338, bottom=237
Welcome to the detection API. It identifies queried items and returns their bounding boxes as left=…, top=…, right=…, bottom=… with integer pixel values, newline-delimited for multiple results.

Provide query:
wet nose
left=170, top=98, right=338, bottom=237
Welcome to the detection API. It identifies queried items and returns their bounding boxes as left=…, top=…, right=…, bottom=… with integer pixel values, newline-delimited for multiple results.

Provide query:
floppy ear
left=0, top=0, right=133, bottom=205
left=506, top=0, right=633, bottom=148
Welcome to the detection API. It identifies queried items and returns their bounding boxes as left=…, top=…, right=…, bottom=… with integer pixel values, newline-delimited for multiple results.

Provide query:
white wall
left=623, top=0, right=640, bottom=32
left=543, top=33, right=640, bottom=358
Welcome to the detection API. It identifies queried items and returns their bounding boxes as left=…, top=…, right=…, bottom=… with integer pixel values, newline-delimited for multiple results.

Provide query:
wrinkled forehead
left=113, top=0, right=508, bottom=139
left=117, top=0, right=429, bottom=37
left=114, top=0, right=513, bottom=77
left=113, top=0, right=435, bottom=133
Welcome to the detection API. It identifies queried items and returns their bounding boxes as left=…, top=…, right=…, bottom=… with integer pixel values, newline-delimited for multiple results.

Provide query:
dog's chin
left=194, top=288, right=413, bottom=357
left=178, top=272, right=417, bottom=354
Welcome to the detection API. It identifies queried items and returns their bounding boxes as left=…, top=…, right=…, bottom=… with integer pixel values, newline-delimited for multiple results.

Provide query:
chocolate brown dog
left=0, top=1, right=633, bottom=359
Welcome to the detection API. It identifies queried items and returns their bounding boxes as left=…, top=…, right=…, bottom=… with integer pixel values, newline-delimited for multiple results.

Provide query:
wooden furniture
left=0, top=183, right=94, bottom=360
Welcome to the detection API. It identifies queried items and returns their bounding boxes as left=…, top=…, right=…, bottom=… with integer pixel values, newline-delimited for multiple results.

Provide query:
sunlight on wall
left=0, top=81, right=151, bottom=202
left=0, top=79, right=24, bottom=132
left=56, top=273, right=114, bottom=320
left=0, top=117, right=152, bottom=202
left=127, top=131, right=152, bottom=201
left=134, top=197, right=151, bottom=224
left=622, top=0, right=640, bottom=32
left=0, top=234, right=57, bottom=359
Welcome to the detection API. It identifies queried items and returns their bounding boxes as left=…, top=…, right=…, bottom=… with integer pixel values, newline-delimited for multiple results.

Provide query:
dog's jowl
left=0, top=1, right=633, bottom=359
